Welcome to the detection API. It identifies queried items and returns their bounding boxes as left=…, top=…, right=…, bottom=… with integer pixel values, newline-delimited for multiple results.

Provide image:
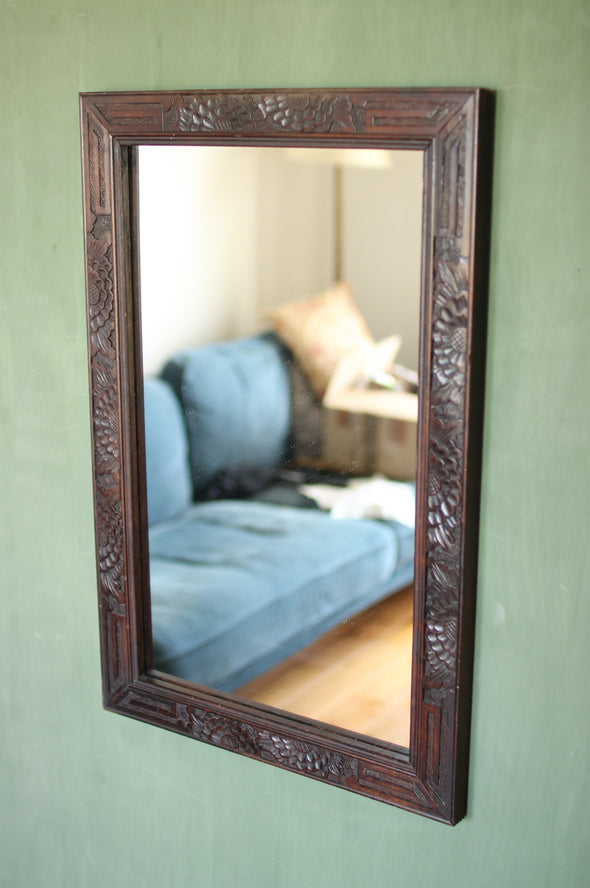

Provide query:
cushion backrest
left=143, top=377, right=192, bottom=524
left=161, top=333, right=291, bottom=496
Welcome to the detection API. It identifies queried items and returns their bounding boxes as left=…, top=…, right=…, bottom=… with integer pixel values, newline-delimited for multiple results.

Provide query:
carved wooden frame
left=80, top=88, right=493, bottom=824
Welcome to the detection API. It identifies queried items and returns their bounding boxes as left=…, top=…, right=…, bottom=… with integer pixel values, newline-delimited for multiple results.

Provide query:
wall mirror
left=80, top=88, right=493, bottom=823
left=138, top=142, right=423, bottom=747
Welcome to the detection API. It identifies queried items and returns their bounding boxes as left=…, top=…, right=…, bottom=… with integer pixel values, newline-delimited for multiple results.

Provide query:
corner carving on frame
left=80, top=87, right=494, bottom=824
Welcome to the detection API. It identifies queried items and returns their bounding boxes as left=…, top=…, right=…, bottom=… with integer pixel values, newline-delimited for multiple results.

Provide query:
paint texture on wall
left=1, top=1, right=589, bottom=886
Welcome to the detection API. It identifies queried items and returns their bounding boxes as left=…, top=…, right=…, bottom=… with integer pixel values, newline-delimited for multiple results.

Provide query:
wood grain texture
left=80, top=87, right=494, bottom=824
left=237, top=587, right=413, bottom=745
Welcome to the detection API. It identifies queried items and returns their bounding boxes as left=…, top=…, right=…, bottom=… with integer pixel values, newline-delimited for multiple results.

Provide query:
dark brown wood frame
left=80, top=87, right=493, bottom=824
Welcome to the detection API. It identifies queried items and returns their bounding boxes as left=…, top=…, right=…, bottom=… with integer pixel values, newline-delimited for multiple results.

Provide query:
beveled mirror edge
left=80, top=87, right=494, bottom=824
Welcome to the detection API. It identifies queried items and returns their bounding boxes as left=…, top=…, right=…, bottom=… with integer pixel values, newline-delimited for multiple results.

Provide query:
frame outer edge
left=80, top=88, right=493, bottom=824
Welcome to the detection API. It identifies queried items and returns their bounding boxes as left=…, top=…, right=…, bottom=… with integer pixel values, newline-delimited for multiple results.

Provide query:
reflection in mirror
left=137, top=146, right=423, bottom=746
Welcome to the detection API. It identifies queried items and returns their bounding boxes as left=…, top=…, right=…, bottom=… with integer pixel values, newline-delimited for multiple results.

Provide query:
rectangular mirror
left=138, top=144, right=422, bottom=746
left=80, top=88, right=493, bottom=823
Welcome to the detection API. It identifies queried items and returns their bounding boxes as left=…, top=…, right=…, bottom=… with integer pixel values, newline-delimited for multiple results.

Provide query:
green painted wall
left=1, top=1, right=588, bottom=885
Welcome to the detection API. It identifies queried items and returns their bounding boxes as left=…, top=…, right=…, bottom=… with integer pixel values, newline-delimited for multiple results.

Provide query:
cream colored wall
left=139, top=146, right=422, bottom=373
left=343, top=151, right=423, bottom=369
left=139, top=146, right=260, bottom=373
left=255, top=149, right=334, bottom=308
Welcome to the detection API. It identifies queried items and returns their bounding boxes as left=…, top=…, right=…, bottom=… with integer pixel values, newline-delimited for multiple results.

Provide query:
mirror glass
left=137, top=145, right=424, bottom=747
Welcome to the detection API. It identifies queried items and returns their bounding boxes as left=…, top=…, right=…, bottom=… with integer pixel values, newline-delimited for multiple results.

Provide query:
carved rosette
left=426, top=420, right=462, bottom=556
left=431, top=256, right=469, bottom=409
left=424, top=563, right=459, bottom=692
left=172, top=95, right=267, bottom=132
left=190, top=710, right=262, bottom=757
left=95, top=493, right=124, bottom=603
left=86, top=221, right=115, bottom=360
left=166, top=92, right=359, bottom=134
left=257, top=733, right=355, bottom=780
left=93, top=368, right=119, bottom=470
left=257, top=93, right=355, bottom=132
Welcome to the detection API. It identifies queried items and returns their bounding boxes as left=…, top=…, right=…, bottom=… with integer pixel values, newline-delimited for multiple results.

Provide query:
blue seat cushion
left=149, top=500, right=414, bottom=691
left=160, top=334, right=291, bottom=495
left=144, top=378, right=192, bottom=524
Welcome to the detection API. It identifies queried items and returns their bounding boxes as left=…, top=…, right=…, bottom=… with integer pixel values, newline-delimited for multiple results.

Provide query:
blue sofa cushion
left=149, top=499, right=414, bottom=691
left=161, top=334, right=291, bottom=495
left=144, top=378, right=192, bottom=524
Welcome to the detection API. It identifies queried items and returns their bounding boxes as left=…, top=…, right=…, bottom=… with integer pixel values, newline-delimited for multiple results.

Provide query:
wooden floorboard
left=236, top=584, right=413, bottom=747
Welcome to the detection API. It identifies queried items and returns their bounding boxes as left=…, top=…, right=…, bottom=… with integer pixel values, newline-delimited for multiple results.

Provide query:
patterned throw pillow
left=266, top=282, right=374, bottom=398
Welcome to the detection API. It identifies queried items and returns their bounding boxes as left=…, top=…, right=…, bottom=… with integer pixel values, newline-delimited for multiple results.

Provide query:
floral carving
left=191, top=710, right=261, bottom=757
left=189, top=707, right=356, bottom=780
left=96, top=508, right=123, bottom=577
left=424, top=585, right=459, bottom=691
left=258, top=93, right=354, bottom=132
left=87, top=225, right=115, bottom=359
left=431, top=254, right=469, bottom=408
left=423, top=243, right=470, bottom=693
left=83, top=116, right=127, bottom=623
left=177, top=95, right=266, bottom=132
left=172, top=92, right=357, bottom=134
left=258, top=734, right=355, bottom=780
left=426, top=422, right=462, bottom=555
left=93, top=372, right=120, bottom=470
left=95, top=488, right=123, bottom=571
left=426, top=250, right=468, bottom=559
left=425, top=615, right=458, bottom=690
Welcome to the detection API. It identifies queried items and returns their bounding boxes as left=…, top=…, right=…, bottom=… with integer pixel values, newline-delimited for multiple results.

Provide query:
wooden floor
left=236, top=584, right=413, bottom=747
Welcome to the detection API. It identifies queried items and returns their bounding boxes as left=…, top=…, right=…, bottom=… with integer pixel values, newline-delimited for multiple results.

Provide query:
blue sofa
left=144, top=333, right=414, bottom=692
